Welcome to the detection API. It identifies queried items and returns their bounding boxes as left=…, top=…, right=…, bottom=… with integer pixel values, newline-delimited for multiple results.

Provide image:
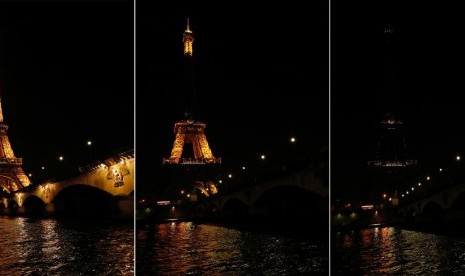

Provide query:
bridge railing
left=79, top=149, right=134, bottom=173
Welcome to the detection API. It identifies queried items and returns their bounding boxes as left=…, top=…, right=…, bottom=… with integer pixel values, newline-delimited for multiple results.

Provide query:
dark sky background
left=6, top=1, right=461, bottom=205
left=136, top=3, right=329, bottom=199
left=332, top=2, right=465, bottom=204
left=0, top=1, right=133, bottom=184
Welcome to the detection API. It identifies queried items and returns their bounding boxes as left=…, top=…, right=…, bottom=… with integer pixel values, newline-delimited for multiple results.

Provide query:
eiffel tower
left=367, top=25, right=418, bottom=204
left=0, top=93, right=31, bottom=193
left=162, top=18, right=221, bottom=199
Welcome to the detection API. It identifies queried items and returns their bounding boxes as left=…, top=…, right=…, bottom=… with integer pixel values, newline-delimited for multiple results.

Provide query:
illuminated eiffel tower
left=163, top=18, right=221, bottom=166
left=0, top=93, right=31, bottom=193
left=162, top=18, right=220, bottom=199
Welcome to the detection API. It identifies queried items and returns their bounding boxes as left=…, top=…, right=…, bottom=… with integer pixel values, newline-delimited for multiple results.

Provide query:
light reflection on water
left=0, top=216, right=134, bottom=275
left=332, top=226, right=465, bottom=274
left=137, top=221, right=328, bottom=275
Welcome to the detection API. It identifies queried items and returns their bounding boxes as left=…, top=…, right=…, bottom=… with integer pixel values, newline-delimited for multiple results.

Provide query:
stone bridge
left=194, top=163, right=328, bottom=221
left=0, top=151, right=134, bottom=219
left=398, top=181, right=465, bottom=223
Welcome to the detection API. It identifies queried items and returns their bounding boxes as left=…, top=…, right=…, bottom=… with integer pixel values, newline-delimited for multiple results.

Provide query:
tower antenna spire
left=183, top=17, right=194, bottom=57
left=182, top=17, right=197, bottom=120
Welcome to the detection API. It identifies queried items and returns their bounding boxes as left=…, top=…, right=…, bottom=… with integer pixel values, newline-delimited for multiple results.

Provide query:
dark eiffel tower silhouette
left=161, top=18, right=221, bottom=201
left=366, top=25, right=418, bottom=205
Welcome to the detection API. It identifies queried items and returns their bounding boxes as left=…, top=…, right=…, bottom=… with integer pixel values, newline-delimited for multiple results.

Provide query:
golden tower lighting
left=183, top=18, right=194, bottom=57
left=0, top=95, right=31, bottom=193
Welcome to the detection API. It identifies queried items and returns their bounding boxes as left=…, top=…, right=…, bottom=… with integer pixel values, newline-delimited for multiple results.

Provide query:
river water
left=137, top=221, right=328, bottom=275
left=332, top=226, right=465, bottom=274
left=0, top=216, right=134, bottom=275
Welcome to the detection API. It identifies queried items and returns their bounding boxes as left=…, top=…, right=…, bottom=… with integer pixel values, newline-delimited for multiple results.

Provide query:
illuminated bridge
left=0, top=150, right=134, bottom=219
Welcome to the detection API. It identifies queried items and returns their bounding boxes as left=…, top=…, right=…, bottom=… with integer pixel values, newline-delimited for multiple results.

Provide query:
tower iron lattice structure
left=368, top=113, right=417, bottom=168
left=0, top=94, right=31, bottom=193
left=163, top=18, right=221, bottom=166
left=163, top=120, right=221, bottom=165
left=368, top=25, right=417, bottom=169
left=162, top=18, right=221, bottom=198
left=366, top=26, right=418, bottom=206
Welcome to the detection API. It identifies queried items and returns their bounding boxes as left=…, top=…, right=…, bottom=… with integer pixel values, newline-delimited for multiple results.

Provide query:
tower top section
left=183, top=18, right=194, bottom=57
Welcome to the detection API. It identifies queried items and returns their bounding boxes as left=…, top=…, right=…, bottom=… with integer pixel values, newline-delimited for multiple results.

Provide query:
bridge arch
left=406, top=207, right=416, bottom=217
left=447, top=191, right=465, bottom=222
left=450, top=191, right=465, bottom=210
left=52, top=184, right=116, bottom=218
left=7, top=199, right=19, bottom=215
left=23, top=195, right=46, bottom=216
left=421, top=201, right=445, bottom=224
left=206, top=203, right=218, bottom=214
left=196, top=205, right=206, bottom=213
left=253, top=185, right=327, bottom=221
left=221, top=198, right=248, bottom=217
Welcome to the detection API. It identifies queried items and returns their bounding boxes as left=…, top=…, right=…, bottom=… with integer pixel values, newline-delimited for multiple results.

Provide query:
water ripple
left=137, top=222, right=328, bottom=275
left=333, top=227, right=465, bottom=274
left=0, top=217, right=133, bottom=275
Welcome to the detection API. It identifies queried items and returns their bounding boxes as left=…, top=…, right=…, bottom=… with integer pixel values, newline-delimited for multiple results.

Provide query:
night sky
left=0, top=1, right=133, bottom=183
left=4, top=1, right=461, bottom=205
left=332, top=2, right=465, bottom=204
left=136, top=3, right=329, bottom=199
